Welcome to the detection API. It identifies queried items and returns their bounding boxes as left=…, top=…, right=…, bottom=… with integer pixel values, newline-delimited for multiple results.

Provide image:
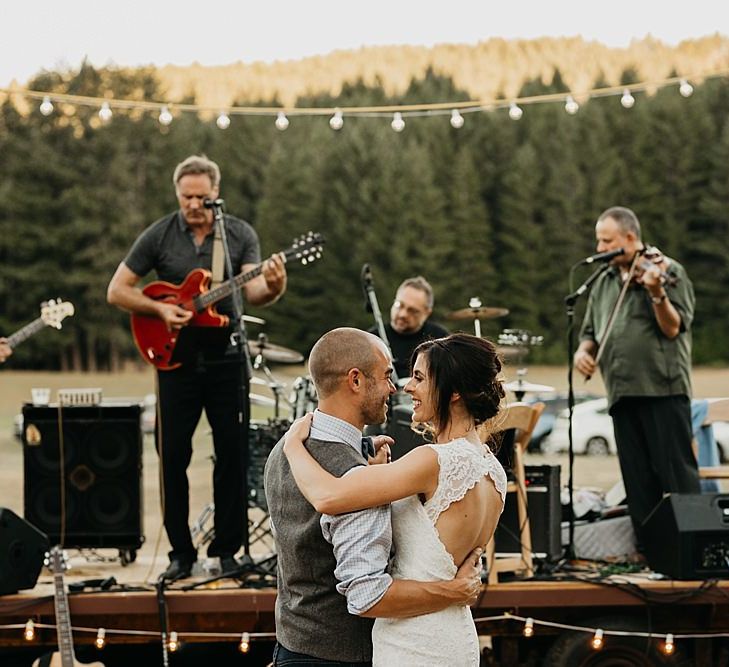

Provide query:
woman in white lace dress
left=283, top=333, right=507, bottom=667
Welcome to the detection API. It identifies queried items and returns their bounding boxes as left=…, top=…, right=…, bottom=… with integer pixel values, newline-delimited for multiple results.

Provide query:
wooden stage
left=2, top=571, right=729, bottom=652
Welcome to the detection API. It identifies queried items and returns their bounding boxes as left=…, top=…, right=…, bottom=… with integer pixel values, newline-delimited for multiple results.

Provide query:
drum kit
left=445, top=297, right=555, bottom=401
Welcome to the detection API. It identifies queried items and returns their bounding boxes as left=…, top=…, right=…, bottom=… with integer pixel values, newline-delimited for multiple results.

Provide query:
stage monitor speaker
left=0, top=507, right=49, bottom=595
left=22, top=404, right=143, bottom=550
left=642, top=493, right=729, bottom=580
left=495, top=465, right=562, bottom=561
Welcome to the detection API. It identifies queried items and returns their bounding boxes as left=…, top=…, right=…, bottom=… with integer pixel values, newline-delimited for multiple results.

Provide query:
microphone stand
left=206, top=200, right=267, bottom=583
left=361, top=264, right=399, bottom=384
left=562, top=263, right=610, bottom=560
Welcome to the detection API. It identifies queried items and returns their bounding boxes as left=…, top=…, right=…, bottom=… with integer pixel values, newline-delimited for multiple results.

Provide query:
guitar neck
left=193, top=265, right=264, bottom=311
left=6, top=317, right=45, bottom=349
left=53, top=571, right=76, bottom=667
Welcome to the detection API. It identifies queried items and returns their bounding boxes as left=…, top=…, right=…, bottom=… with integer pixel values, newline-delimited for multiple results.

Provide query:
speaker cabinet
left=495, top=465, right=562, bottom=561
left=642, top=493, right=729, bottom=580
left=22, top=404, right=143, bottom=550
left=0, top=508, right=49, bottom=595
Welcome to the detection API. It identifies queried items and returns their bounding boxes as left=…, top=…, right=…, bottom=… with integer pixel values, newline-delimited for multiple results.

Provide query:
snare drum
left=247, top=419, right=290, bottom=511
left=290, top=375, right=318, bottom=420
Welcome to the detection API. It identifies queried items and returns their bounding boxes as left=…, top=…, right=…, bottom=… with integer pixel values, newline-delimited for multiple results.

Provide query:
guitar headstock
left=284, top=232, right=325, bottom=266
left=40, top=299, right=75, bottom=330
left=45, top=545, right=69, bottom=575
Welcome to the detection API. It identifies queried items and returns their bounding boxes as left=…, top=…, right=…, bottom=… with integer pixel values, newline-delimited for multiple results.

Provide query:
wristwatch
left=650, top=292, right=667, bottom=304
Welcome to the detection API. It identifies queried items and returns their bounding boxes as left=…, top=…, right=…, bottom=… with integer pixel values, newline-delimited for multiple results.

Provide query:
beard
left=360, top=385, right=389, bottom=426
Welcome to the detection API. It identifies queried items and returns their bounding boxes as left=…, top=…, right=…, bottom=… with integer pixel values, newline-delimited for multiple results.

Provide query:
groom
left=264, top=328, right=483, bottom=666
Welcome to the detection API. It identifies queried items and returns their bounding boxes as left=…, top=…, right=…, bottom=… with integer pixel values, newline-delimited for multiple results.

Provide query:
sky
left=1, top=1, right=726, bottom=88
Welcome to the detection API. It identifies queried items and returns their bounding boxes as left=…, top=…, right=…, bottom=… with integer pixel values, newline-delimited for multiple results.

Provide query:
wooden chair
left=481, top=401, right=545, bottom=584
left=696, top=398, right=729, bottom=480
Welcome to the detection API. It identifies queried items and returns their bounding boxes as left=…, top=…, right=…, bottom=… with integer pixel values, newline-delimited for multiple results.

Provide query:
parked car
left=527, top=392, right=601, bottom=452
left=543, top=397, right=617, bottom=456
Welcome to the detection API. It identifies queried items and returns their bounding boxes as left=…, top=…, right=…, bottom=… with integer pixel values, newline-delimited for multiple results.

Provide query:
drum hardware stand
left=497, top=330, right=546, bottom=401
left=252, top=333, right=292, bottom=419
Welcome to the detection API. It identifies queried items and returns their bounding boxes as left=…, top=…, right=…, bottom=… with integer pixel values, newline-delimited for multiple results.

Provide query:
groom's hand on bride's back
left=454, top=547, right=483, bottom=606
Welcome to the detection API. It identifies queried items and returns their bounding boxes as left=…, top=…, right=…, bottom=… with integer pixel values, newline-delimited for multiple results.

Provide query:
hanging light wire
left=3, top=69, right=725, bottom=124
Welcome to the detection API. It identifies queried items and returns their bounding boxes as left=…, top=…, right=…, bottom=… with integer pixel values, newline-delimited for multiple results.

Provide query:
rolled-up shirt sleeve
left=321, top=502, right=393, bottom=615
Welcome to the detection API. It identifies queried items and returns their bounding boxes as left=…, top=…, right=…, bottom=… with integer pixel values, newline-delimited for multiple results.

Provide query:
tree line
left=0, top=64, right=728, bottom=371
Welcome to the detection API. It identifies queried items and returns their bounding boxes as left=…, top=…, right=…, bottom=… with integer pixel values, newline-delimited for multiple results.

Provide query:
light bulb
left=620, top=89, right=635, bottom=109
left=216, top=112, right=231, bottom=129
left=24, top=619, right=35, bottom=641
left=158, top=105, right=173, bottom=126
left=98, top=102, right=113, bottom=123
left=662, top=633, right=675, bottom=655
left=508, top=103, right=523, bottom=120
left=591, top=628, right=604, bottom=650
left=564, top=95, right=579, bottom=115
left=523, top=617, right=534, bottom=638
left=391, top=112, right=405, bottom=132
left=238, top=631, right=251, bottom=653
left=329, top=110, right=344, bottom=130
left=168, top=631, right=179, bottom=652
left=450, top=109, right=464, bottom=129
left=39, top=96, right=54, bottom=116
left=95, top=628, right=106, bottom=649
left=679, top=79, right=694, bottom=98
left=275, top=111, right=289, bottom=131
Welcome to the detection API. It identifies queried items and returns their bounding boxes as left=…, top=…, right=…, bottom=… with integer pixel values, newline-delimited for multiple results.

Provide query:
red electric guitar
left=131, top=232, right=324, bottom=370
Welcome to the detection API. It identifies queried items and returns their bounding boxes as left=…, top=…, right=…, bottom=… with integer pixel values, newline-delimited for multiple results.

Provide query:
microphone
left=361, top=264, right=374, bottom=313
left=203, top=198, right=225, bottom=209
left=581, top=248, right=625, bottom=264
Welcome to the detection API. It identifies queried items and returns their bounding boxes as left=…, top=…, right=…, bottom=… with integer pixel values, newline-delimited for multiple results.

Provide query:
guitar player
left=107, top=154, right=287, bottom=580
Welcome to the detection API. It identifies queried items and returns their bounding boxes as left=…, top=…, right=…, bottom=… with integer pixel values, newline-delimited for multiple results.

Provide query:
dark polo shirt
left=579, top=258, right=694, bottom=409
left=124, top=211, right=260, bottom=319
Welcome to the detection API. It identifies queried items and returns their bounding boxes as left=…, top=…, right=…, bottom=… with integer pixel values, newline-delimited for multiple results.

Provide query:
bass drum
left=364, top=379, right=429, bottom=461
left=247, top=419, right=291, bottom=511
left=290, top=375, right=318, bottom=420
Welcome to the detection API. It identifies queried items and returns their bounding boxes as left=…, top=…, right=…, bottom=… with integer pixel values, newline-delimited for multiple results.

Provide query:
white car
left=543, top=397, right=617, bottom=456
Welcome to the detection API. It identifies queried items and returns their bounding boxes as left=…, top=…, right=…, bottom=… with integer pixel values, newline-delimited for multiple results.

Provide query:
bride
left=283, top=333, right=507, bottom=666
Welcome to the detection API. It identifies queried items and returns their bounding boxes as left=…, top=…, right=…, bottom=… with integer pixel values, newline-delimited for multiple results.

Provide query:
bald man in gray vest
left=264, top=328, right=482, bottom=666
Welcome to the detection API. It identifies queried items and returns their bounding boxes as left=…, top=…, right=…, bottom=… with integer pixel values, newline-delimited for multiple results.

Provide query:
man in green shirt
left=574, top=206, right=700, bottom=545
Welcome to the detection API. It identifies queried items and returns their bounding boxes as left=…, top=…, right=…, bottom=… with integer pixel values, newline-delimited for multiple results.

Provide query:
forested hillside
left=1, top=40, right=728, bottom=370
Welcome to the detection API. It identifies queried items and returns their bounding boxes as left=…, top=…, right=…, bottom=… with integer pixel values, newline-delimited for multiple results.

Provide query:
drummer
left=369, top=276, right=449, bottom=380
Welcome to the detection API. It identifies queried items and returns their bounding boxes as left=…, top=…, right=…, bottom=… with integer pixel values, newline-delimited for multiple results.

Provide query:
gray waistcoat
left=264, top=436, right=375, bottom=662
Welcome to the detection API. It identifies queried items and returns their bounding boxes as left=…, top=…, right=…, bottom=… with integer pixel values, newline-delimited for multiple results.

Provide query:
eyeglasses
left=393, top=300, right=426, bottom=317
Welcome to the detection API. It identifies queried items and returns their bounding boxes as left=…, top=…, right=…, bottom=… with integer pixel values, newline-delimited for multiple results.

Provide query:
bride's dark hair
left=411, top=333, right=504, bottom=431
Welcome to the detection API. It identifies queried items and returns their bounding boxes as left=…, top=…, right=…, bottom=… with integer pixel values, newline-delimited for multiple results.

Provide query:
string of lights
left=6, top=611, right=729, bottom=655
left=1, top=68, right=727, bottom=132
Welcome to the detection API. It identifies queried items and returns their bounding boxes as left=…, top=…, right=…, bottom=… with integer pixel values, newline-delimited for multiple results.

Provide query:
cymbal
left=248, top=339, right=304, bottom=364
left=503, top=380, right=555, bottom=395
left=250, top=393, right=276, bottom=407
left=448, top=306, right=509, bottom=320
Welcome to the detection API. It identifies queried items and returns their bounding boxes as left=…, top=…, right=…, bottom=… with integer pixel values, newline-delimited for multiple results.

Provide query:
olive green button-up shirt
left=579, top=258, right=694, bottom=409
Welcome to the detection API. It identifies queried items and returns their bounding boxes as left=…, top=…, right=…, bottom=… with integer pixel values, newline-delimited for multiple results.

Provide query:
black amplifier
left=495, top=464, right=562, bottom=561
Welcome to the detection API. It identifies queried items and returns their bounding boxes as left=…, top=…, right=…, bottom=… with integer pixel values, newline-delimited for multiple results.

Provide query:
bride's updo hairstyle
left=411, top=333, right=505, bottom=430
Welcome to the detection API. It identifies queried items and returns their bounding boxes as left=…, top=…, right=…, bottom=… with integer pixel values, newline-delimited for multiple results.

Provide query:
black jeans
left=156, top=345, right=249, bottom=561
left=272, top=643, right=371, bottom=666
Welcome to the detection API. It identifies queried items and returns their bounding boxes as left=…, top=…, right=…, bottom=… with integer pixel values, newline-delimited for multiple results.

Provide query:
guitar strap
left=211, top=217, right=224, bottom=288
